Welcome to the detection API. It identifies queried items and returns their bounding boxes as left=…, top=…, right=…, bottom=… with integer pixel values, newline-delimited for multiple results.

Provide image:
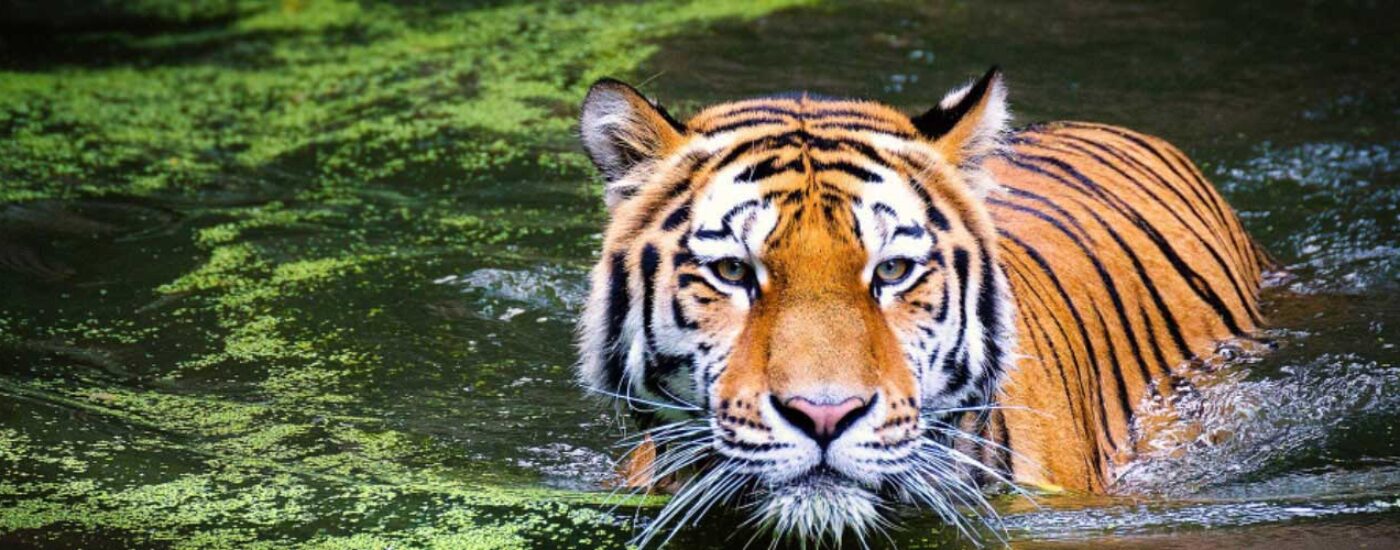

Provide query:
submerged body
left=574, top=69, right=1266, bottom=544
left=987, top=122, right=1267, bottom=491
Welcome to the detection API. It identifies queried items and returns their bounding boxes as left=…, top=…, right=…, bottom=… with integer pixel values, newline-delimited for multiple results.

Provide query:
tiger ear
left=579, top=79, right=687, bottom=195
left=911, top=67, right=1010, bottom=171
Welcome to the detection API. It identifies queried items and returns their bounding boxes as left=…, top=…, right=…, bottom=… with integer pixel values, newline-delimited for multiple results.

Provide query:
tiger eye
left=874, top=259, right=912, bottom=283
left=714, top=259, right=750, bottom=283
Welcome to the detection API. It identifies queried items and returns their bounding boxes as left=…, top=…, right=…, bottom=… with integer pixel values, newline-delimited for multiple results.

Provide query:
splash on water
left=435, top=266, right=587, bottom=315
left=518, top=443, right=617, bottom=491
left=1115, top=351, right=1400, bottom=497
left=1005, top=496, right=1400, bottom=540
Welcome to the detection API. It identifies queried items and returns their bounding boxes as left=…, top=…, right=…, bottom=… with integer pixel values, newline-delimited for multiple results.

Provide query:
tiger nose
left=771, top=395, right=874, bottom=448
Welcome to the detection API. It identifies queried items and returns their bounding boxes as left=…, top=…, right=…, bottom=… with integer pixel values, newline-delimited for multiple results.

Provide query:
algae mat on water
left=0, top=1, right=809, bottom=547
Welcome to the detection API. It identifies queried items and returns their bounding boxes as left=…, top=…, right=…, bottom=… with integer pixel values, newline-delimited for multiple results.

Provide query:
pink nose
left=774, top=396, right=871, bottom=445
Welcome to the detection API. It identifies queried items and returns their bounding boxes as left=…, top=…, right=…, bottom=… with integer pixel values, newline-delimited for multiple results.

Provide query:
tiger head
left=576, top=68, right=1017, bottom=544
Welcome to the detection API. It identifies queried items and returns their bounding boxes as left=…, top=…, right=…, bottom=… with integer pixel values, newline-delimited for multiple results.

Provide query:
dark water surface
left=0, top=0, right=1396, bottom=548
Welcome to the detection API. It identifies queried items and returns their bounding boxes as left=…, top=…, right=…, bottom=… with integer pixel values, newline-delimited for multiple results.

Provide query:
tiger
left=573, top=67, right=1268, bottom=545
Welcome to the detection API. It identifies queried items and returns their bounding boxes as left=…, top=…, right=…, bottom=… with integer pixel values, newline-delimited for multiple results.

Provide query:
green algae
left=0, top=375, right=663, bottom=548
left=0, top=0, right=806, bottom=547
left=0, top=0, right=807, bottom=202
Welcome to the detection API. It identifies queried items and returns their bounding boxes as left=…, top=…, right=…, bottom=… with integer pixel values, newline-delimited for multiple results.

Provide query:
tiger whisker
left=602, top=432, right=712, bottom=516
left=900, top=463, right=981, bottom=533
left=923, top=403, right=1054, bottom=423
left=918, top=416, right=1044, bottom=503
left=899, top=465, right=985, bottom=543
left=586, top=385, right=703, bottom=411
left=607, top=443, right=712, bottom=507
left=915, top=443, right=1001, bottom=506
left=609, top=425, right=707, bottom=480
left=939, top=443, right=1038, bottom=504
left=906, top=451, right=1015, bottom=547
left=920, top=419, right=1038, bottom=470
left=654, top=383, right=704, bottom=411
left=922, top=403, right=1034, bottom=416
left=650, top=444, right=713, bottom=483
left=903, top=437, right=1016, bottom=544
left=635, top=458, right=744, bottom=549
left=614, top=422, right=708, bottom=447
left=682, top=467, right=750, bottom=529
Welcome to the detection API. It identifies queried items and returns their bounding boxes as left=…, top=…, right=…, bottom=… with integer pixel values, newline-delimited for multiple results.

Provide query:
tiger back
left=988, top=122, right=1268, bottom=491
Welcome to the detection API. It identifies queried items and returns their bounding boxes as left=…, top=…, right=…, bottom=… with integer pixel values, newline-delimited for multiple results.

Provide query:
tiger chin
left=573, top=67, right=1268, bottom=547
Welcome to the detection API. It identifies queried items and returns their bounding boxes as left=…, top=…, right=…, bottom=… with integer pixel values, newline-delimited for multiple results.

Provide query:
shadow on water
left=0, top=0, right=1396, bottom=548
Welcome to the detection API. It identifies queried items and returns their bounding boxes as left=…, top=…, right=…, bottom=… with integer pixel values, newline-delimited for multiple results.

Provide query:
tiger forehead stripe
left=705, top=128, right=901, bottom=175
left=697, top=110, right=913, bottom=136
left=690, top=97, right=919, bottom=137
left=692, top=133, right=922, bottom=199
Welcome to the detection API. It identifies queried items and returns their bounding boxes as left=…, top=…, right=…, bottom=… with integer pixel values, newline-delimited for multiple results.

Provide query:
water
left=0, top=0, right=1395, bottom=548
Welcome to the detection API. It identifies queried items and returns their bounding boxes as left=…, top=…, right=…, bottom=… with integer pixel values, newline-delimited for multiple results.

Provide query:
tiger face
left=577, top=68, right=1016, bottom=543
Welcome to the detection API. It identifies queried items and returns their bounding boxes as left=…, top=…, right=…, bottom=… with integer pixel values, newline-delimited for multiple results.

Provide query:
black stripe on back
left=1009, top=153, right=1248, bottom=336
left=1019, top=134, right=1262, bottom=328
